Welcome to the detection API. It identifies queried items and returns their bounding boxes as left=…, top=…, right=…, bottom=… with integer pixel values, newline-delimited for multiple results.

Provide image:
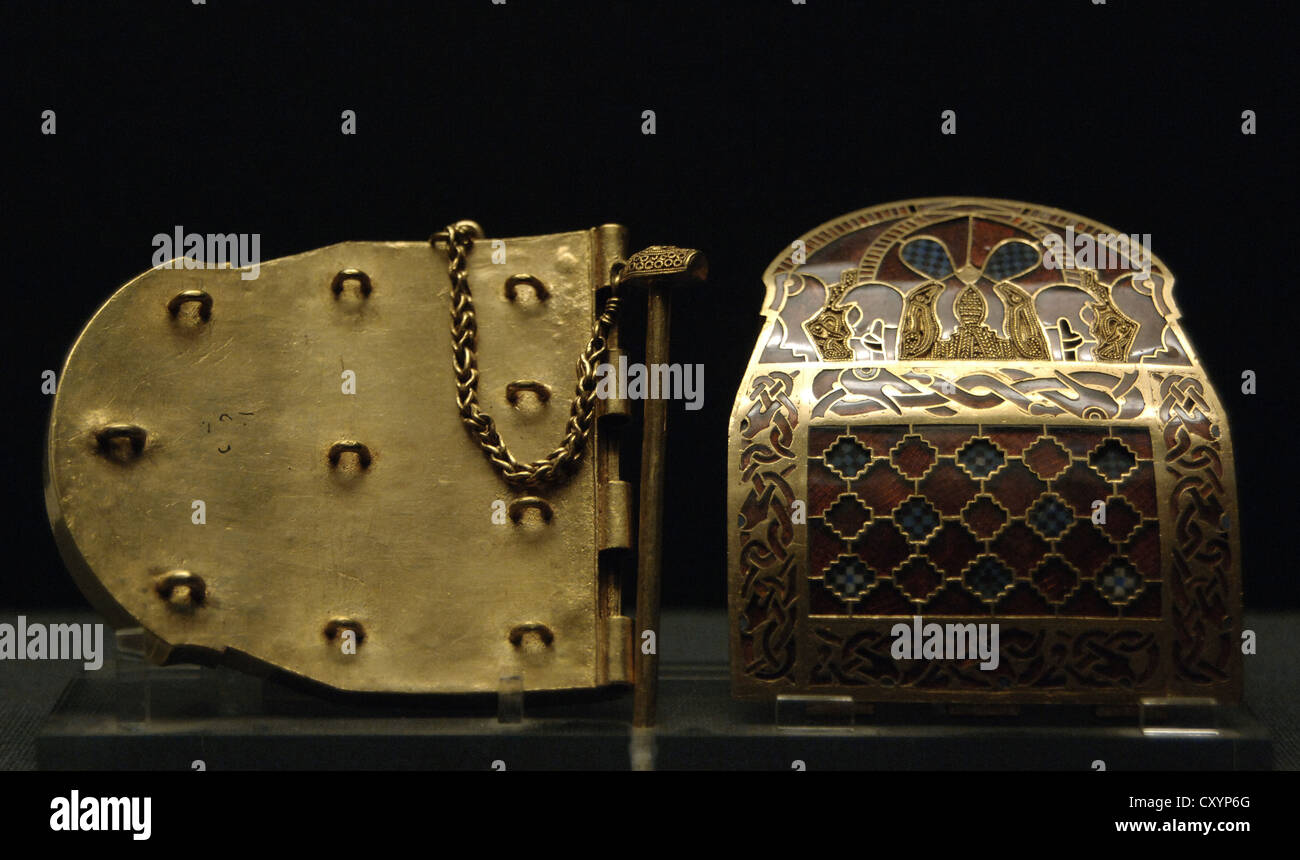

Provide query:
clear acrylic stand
left=34, top=615, right=1268, bottom=770
left=112, top=628, right=199, bottom=724
left=111, top=627, right=261, bottom=725
left=775, top=694, right=856, bottom=729
left=630, top=726, right=655, bottom=771
left=1139, top=696, right=1223, bottom=737
left=497, top=675, right=524, bottom=724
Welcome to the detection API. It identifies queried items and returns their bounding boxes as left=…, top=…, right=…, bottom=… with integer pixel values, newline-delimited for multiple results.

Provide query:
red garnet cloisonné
left=728, top=198, right=1242, bottom=704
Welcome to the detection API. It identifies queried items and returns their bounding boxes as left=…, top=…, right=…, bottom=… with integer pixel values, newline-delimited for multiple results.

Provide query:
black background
left=3, top=0, right=1295, bottom=611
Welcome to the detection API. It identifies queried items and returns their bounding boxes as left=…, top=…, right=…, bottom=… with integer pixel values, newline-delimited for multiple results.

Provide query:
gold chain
left=434, top=222, right=622, bottom=488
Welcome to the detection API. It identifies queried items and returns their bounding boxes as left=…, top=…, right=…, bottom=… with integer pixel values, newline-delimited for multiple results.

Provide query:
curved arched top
left=755, top=198, right=1194, bottom=368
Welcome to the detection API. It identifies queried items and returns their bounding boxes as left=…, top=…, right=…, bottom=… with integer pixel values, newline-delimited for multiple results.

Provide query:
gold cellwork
left=728, top=197, right=1242, bottom=706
